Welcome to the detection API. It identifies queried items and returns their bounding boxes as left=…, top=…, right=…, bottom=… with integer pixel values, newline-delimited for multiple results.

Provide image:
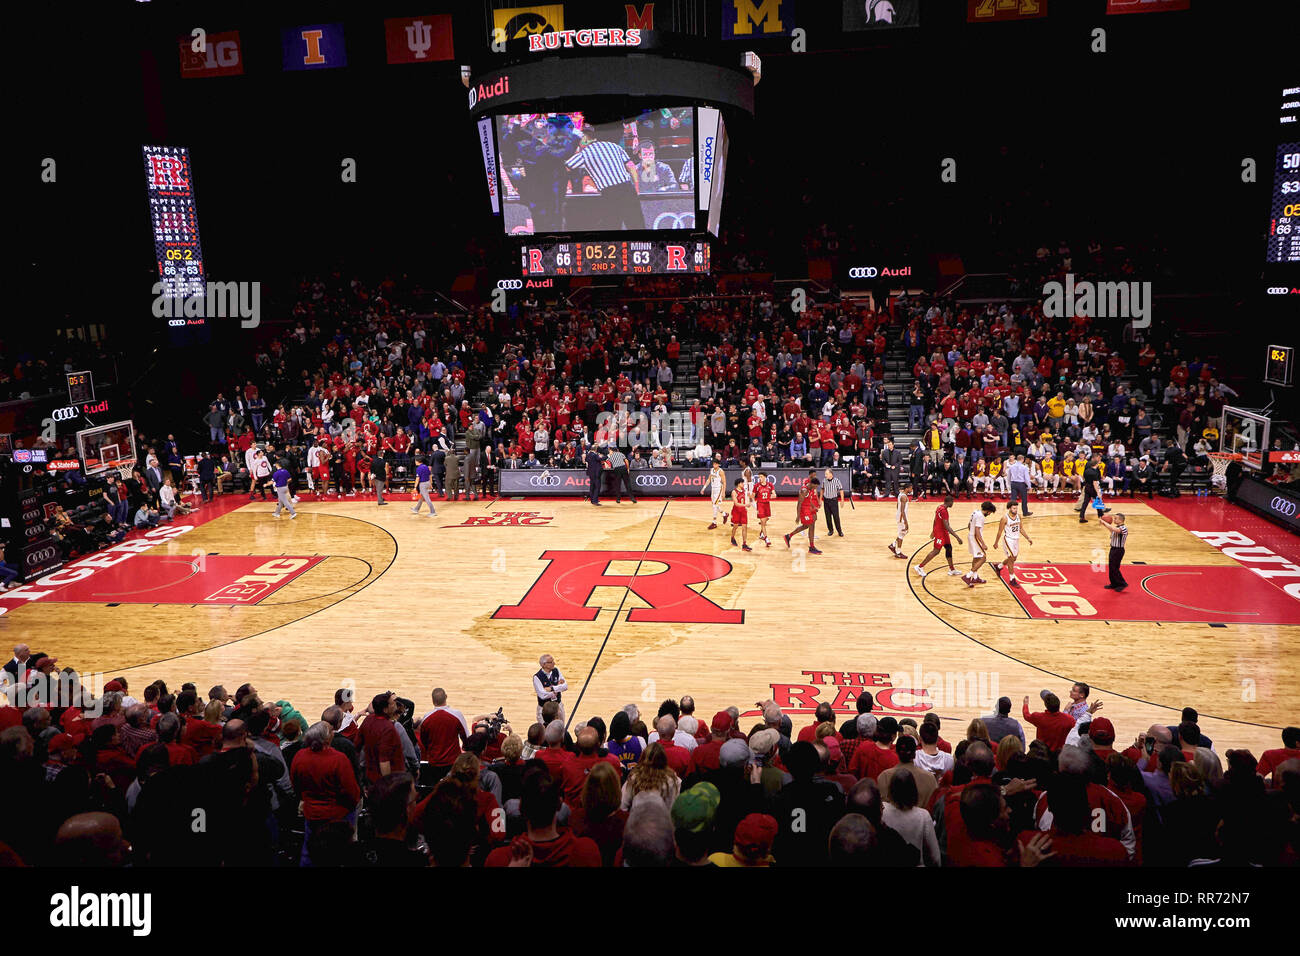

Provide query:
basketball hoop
left=1207, top=452, right=1241, bottom=492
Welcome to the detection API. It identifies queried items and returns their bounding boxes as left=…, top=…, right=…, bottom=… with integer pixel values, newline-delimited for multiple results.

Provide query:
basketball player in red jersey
left=730, top=474, right=753, bottom=551
left=753, top=474, right=776, bottom=547
left=313, top=445, right=333, bottom=499
left=784, top=476, right=823, bottom=555
left=913, top=494, right=963, bottom=578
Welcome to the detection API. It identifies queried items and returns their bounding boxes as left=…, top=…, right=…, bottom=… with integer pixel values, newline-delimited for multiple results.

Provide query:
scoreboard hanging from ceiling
left=520, top=239, right=710, bottom=276
left=142, top=145, right=207, bottom=298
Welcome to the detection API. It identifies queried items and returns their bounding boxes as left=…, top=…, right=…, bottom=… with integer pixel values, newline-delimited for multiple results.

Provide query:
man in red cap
left=686, top=712, right=733, bottom=776
left=709, top=813, right=778, bottom=866
left=43, top=733, right=79, bottom=781
left=1088, top=717, right=1117, bottom=760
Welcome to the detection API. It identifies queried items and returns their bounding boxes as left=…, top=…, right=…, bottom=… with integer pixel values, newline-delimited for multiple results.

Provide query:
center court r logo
left=493, top=550, right=743, bottom=624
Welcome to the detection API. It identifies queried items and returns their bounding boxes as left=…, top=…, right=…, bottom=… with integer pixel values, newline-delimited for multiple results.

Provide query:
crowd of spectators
left=1, top=652, right=1295, bottom=867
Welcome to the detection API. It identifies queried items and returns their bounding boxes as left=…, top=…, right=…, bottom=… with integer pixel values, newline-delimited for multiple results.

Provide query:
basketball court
left=5, top=491, right=1296, bottom=756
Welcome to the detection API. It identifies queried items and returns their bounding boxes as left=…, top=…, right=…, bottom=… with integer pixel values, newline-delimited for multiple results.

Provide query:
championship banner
left=178, top=30, right=243, bottom=78
left=492, top=4, right=565, bottom=43
left=842, top=0, right=920, bottom=30
left=722, top=0, right=796, bottom=39
left=385, top=15, right=454, bottom=63
left=281, top=23, right=347, bottom=71
left=499, top=465, right=850, bottom=498
left=967, top=0, right=1047, bottom=23
left=1106, top=0, right=1189, bottom=13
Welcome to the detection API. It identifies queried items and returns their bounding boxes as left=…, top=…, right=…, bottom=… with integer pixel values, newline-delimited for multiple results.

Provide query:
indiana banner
left=722, top=0, right=796, bottom=39
left=967, top=0, right=1047, bottom=22
left=1106, top=0, right=1190, bottom=13
left=385, top=15, right=454, bottom=63
left=492, top=5, right=565, bottom=43
left=842, top=0, right=920, bottom=30
left=281, top=23, right=347, bottom=70
left=178, top=30, right=243, bottom=78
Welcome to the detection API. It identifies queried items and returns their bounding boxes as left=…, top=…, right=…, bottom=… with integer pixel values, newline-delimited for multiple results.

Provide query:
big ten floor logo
left=1014, top=565, right=1097, bottom=617
left=493, top=550, right=743, bottom=623
left=448, top=511, right=554, bottom=528
left=205, top=557, right=315, bottom=603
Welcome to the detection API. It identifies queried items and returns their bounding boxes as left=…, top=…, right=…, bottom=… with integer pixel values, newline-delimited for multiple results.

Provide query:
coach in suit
left=880, top=438, right=902, bottom=497
left=586, top=445, right=607, bottom=506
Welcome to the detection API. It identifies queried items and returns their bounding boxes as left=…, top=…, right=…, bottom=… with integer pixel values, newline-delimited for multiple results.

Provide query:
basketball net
left=1207, top=452, right=1240, bottom=493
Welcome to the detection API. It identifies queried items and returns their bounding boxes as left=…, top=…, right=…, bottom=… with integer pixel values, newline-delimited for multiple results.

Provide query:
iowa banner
left=1106, top=0, right=1190, bottom=13
left=385, top=15, right=454, bottom=63
left=842, top=0, right=920, bottom=30
left=967, top=0, right=1047, bottom=22
left=492, top=4, right=565, bottom=42
left=178, top=30, right=243, bottom=78
left=281, top=23, right=347, bottom=70
left=722, top=0, right=796, bottom=39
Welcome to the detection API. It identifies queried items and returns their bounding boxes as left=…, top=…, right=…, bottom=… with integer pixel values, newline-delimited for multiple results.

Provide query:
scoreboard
left=142, top=145, right=207, bottom=298
left=1265, top=344, right=1294, bottom=387
left=1267, top=143, right=1300, bottom=264
left=521, top=239, right=709, bottom=277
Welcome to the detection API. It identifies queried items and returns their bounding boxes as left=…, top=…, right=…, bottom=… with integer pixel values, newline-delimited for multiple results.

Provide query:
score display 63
left=521, top=240, right=710, bottom=276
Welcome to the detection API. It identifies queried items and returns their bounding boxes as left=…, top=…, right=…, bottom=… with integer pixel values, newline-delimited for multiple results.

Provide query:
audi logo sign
left=651, top=212, right=695, bottom=229
left=21, top=508, right=41, bottom=523
left=499, top=465, right=852, bottom=498
left=848, top=267, right=878, bottom=278
left=1272, top=496, right=1298, bottom=517
left=50, top=406, right=79, bottom=423
left=529, top=473, right=561, bottom=486
left=635, top=474, right=670, bottom=486
left=497, top=279, right=524, bottom=290
left=25, top=545, right=58, bottom=567
left=24, top=523, right=48, bottom=539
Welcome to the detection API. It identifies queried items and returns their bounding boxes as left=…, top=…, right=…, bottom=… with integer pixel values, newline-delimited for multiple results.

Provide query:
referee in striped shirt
left=1099, top=511, right=1128, bottom=590
left=564, top=127, right=645, bottom=230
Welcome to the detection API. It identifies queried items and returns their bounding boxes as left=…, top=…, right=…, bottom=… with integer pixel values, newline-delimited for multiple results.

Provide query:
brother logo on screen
left=702, top=136, right=714, bottom=184
left=50, top=886, right=151, bottom=936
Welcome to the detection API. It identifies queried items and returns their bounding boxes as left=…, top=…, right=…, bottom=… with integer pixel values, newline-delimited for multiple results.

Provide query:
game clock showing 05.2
left=1265, top=345, right=1294, bottom=388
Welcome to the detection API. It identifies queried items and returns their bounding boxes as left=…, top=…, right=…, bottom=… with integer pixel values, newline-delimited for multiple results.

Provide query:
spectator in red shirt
left=1022, top=692, right=1075, bottom=752
left=355, top=692, right=405, bottom=786
left=291, top=720, right=362, bottom=864
left=1256, top=726, right=1300, bottom=784
left=155, top=714, right=197, bottom=767
left=850, top=716, right=901, bottom=780
left=568, top=760, right=627, bottom=866
left=533, top=719, right=573, bottom=781
left=485, top=766, right=601, bottom=867
left=650, top=716, right=692, bottom=777
left=561, top=726, right=621, bottom=807
left=687, top=712, right=733, bottom=775
left=1019, top=775, right=1130, bottom=866
left=416, top=688, right=469, bottom=786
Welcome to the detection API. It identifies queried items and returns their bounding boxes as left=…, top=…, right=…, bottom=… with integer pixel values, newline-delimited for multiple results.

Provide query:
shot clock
left=66, top=371, right=94, bottom=405
left=1265, top=344, right=1294, bottom=388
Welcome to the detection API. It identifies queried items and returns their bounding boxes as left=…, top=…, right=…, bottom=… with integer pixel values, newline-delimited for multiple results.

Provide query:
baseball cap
left=47, top=733, right=77, bottom=754
left=710, top=711, right=733, bottom=733
left=733, top=813, right=778, bottom=854
left=1088, top=717, right=1115, bottom=744
left=719, top=738, right=753, bottom=768
left=671, top=782, right=721, bottom=833
left=748, top=728, right=780, bottom=758
left=1039, top=689, right=1052, bottom=701
left=104, top=680, right=125, bottom=693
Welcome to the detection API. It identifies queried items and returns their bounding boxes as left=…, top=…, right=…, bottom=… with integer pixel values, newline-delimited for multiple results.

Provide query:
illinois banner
left=1106, top=0, right=1189, bottom=13
left=843, top=0, right=920, bottom=30
left=385, top=15, right=454, bottom=63
left=722, top=0, right=796, bottom=39
left=178, top=30, right=243, bottom=78
left=967, top=0, right=1047, bottom=22
left=281, top=23, right=347, bottom=70
left=492, top=4, right=565, bottom=43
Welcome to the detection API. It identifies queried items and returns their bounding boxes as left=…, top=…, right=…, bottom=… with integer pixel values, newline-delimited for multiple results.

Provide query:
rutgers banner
left=967, top=0, right=1047, bottom=23
left=1106, top=0, right=1189, bottom=13
left=499, top=466, right=850, bottom=497
left=178, top=30, right=243, bottom=78
left=385, top=15, right=454, bottom=63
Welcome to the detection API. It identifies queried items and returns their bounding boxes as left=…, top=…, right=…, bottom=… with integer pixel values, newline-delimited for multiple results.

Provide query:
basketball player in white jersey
left=991, top=499, right=1033, bottom=588
left=702, top=457, right=728, bottom=529
left=888, top=490, right=910, bottom=558
left=1029, top=458, right=1046, bottom=497
left=963, top=501, right=997, bottom=587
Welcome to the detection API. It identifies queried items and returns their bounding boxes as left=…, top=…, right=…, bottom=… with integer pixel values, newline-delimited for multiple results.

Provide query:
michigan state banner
left=842, top=0, right=920, bottom=30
